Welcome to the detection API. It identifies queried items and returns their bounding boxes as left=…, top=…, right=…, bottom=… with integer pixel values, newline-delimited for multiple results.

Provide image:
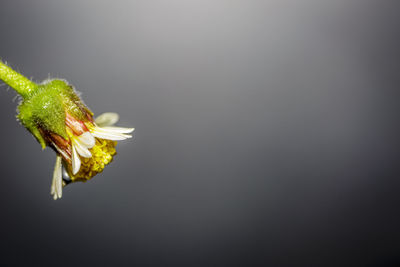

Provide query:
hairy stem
left=0, top=60, right=38, bottom=99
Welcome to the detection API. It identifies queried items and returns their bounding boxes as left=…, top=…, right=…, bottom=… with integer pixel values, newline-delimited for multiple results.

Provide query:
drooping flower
left=49, top=110, right=134, bottom=200
left=0, top=61, right=134, bottom=200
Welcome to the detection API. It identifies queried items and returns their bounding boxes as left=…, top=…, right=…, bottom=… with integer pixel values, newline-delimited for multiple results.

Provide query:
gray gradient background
left=0, top=0, right=399, bottom=266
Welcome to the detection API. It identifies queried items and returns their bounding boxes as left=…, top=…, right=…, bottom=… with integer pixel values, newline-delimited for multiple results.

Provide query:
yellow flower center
left=67, top=138, right=117, bottom=182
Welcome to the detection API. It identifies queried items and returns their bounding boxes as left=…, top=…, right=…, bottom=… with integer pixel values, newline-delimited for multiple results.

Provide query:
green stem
left=0, top=60, right=38, bottom=99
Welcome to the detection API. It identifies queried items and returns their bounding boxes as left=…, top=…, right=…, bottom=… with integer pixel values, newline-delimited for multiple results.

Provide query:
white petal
left=50, top=156, right=62, bottom=200
left=91, top=127, right=132, bottom=141
left=71, top=145, right=81, bottom=175
left=78, top=132, right=95, bottom=148
left=73, top=138, right=92, bottom=158
left=91, top=131, right=131, bottom=140
left=50, top=175, right=55, bottom=195
left=101, top=126, right=135, bottom=134
left=95, top=112, right=119, bottom=127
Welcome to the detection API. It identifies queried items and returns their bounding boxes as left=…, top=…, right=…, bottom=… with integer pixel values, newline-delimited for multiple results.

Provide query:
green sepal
left=17, top=79, right=91, bottom=148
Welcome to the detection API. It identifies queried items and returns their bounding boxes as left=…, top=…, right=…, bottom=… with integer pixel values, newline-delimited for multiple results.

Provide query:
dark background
left=0, top=0, right=399, bottom=266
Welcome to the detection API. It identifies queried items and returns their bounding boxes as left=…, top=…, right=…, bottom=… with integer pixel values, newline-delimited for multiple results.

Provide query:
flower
left=0, top=61, right=134, bottom=200
left=16, top=79, right=134, bottom=200
left=50, top=112, right=134, bottom=200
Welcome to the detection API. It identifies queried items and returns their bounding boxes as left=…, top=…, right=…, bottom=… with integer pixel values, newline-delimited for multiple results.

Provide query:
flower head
left=16, top=79, right=134, bottom=200
left=0, top=61, right=133, bottom=200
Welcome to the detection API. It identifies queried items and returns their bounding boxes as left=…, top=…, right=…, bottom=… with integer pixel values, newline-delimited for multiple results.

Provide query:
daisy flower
left=50, top=111, right=134, bottom=200
left=0, top=60, right=134, bottom=200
